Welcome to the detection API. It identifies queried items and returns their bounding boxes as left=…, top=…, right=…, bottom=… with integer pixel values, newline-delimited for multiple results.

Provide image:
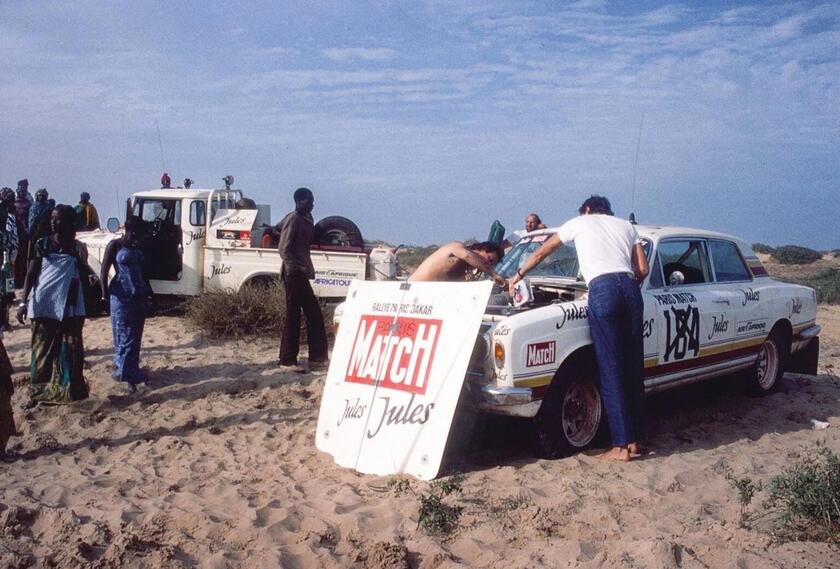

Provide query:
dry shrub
left=186, top=283, right=337, bottom=340
left=185, top=283, right=287, bottom=338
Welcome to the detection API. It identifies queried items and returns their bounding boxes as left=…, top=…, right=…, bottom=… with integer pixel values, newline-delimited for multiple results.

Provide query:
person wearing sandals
left=17, top=205, right=94, bottom=404
left=100, top=216, right=152, bottom=388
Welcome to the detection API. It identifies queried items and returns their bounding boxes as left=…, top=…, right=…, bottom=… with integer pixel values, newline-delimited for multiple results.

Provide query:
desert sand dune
left=1, top=306, right=838, bottom=568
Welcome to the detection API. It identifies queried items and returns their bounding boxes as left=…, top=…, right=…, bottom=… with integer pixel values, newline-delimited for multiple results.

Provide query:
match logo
left=345, top=315, right=442, bottom=395
left=526, top=341, right=556, bottom=367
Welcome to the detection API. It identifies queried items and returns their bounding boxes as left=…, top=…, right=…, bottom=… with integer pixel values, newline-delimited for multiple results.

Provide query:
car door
left=707, top=239, right=766, bottom=352
left=644, top=238, right=737, bottom=387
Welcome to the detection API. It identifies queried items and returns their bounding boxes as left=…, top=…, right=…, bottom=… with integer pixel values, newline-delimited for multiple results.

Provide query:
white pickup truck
left=78, top=186, right=393, bottom=299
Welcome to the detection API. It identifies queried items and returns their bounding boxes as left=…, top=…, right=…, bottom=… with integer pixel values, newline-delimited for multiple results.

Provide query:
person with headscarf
left=17, top=205, right=94, bottom=404
left=13, top=185, right=33, bottom=288
left=27, top=189, right=53, bottom=257
left=100, top=216, right=152, bottom=388
left=16, top=179, right=33, bottom=207
left=75, top=192, right=100, bottom=231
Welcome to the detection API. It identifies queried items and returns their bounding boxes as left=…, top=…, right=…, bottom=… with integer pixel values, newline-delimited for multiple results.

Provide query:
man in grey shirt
left=277, top=187, right=328, bottom=371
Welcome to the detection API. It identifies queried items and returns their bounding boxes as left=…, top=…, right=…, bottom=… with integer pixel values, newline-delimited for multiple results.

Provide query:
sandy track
left=1, top=307, right=838, bottom=568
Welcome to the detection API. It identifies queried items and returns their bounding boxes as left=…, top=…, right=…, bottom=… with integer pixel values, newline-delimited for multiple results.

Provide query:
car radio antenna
left=630, top=109, right=645, bottom=224
left=155, top=118, right=166, bottom=172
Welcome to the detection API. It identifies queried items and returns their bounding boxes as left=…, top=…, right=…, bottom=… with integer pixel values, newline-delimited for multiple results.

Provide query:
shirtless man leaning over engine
left=409, top=241, right=507, bottom=287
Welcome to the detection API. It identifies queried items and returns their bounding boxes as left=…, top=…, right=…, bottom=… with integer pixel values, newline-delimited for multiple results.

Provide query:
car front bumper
left=472, top=383, right=541, bottom=418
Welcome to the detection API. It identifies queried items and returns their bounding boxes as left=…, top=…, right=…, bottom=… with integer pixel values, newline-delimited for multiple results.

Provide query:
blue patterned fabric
left=109, top=246, right=150, bottom=383
left=27, top=253, right=85, bottom=320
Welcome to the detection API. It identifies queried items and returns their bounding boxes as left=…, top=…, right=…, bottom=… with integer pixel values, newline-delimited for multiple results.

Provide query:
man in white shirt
left=509, top=196, right=649, bottom=462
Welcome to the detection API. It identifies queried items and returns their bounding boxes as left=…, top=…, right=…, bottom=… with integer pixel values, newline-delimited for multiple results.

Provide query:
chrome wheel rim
left=756, top=340, right=779, bottom=390
left=562, top=381, right=602, bottom=447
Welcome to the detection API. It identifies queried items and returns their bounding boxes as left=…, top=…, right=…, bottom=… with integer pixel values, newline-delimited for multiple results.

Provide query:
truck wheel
left=747, top=329, right=788, bottom=394
left=532, top=362, right=605, bottom=459
left=315, top=216, right=364, bottom=248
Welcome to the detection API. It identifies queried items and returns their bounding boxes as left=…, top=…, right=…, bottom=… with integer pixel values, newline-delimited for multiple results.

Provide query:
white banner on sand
left=316, top=280, right=492, bottom=480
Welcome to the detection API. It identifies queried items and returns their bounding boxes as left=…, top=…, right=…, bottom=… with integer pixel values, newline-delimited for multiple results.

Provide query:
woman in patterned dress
left=16, top=205, right=93, bottom=404
left=100, top=216, right=152, bottom=387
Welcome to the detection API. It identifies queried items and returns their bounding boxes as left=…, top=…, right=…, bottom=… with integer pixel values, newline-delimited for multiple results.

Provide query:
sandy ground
left=0, top=305, right=838, bottom=568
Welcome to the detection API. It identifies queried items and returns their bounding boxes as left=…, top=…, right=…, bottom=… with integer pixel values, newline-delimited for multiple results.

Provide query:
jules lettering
left=366, top=394, right=434, bottom=438
left=336, top=398, right=366, bottom=426
left=211, top=264, right=232, bottom=277
left=555, top=304, right=588, bottom=329
left=185, top=228, right=206, bottom=245
left=741, top=288, right=760, bottom=306
left=707, top=314, right=729, bottom=340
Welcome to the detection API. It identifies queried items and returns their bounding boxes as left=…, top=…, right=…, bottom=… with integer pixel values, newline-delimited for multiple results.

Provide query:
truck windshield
left=133, top=199, right=181, bottom=224
left=496, top=234, right=580, bottom=280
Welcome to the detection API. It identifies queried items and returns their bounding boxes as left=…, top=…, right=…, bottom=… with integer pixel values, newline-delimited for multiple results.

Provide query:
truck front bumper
left=473, top=384, right=541, bottom=418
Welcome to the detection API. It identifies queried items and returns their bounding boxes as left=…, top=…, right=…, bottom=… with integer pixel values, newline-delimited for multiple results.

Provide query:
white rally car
left=469, top=225, right=821, bottom=458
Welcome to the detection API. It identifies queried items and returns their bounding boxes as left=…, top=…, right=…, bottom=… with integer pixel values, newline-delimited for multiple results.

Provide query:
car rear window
left=709, top=240, right=751, bottom=282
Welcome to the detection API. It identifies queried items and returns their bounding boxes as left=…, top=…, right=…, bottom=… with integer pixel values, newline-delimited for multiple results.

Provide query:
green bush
left=397, top=245, right=438, bottom=270
left=765, top=446, right=840, bottom=542
left=781, top=269, right=840, bottom=304
left=752, top=243, right=775, bottom=254
left=771, top=245, right=823, bottom=265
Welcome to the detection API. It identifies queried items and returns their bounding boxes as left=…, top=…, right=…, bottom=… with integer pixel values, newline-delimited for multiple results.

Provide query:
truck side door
left=134, top=197, right=183, bottom=282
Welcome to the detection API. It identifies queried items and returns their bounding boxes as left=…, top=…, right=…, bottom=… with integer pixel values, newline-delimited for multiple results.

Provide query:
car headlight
left=494, top=342, right=505, bottom=368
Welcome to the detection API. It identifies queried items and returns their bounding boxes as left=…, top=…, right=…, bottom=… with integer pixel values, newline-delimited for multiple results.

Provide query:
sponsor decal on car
left=741, top=288, right=760, bottom=306
left=736, top=319, right=767, bottom=335
left=707, top=314, right=729, bottom=340
left=555, top=304, right=588, bottom=329
left=526, top=341, right=556, bottom=367
left=654, top=292, right=697, bottom=306
left=663, top=304, right=700, bottom=362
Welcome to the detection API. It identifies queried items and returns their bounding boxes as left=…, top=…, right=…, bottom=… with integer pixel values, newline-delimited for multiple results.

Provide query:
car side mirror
left=669, top=270, right=685, bottom=286
left=106, top=217, right=120, bottom=233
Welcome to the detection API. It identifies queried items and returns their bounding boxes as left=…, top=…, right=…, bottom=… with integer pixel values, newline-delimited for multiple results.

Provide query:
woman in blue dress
left=100, top=216, right=152, bottom=387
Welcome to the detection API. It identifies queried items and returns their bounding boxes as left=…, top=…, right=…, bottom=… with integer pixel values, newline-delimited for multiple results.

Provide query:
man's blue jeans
left=587, top=272, right=646, bottom=446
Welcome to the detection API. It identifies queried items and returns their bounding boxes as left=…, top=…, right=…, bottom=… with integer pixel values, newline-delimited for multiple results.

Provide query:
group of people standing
left=1, top=182, right=649, bottom=465
left=0, top=184, right=143, bottom=458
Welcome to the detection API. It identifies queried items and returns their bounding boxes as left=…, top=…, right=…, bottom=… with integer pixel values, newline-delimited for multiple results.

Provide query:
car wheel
left=532, top=363, right=605, bottom=459
left=748, top=330, right=787, bottom=394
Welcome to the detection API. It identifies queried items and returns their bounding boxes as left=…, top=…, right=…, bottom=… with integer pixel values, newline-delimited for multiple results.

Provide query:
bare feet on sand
left=598, top=447, right=631, bottom=462
left=628, top=442, right=648, bottom=456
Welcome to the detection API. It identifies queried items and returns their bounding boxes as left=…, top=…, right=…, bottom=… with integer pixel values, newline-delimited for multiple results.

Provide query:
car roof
left=527, top=223, right=752, bottom=252
left=131, top=188, right=241, bottom=199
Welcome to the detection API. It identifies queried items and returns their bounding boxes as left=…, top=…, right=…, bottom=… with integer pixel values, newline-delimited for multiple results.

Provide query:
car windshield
left=496, top=234, right=580, bottom=280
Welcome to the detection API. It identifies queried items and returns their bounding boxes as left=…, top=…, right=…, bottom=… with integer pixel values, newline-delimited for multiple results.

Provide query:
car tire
left=532, top=361, right=606, bottom=459
left=315, top=216, right=364, bottom=248
left=747, top=329, right=787, bottom=394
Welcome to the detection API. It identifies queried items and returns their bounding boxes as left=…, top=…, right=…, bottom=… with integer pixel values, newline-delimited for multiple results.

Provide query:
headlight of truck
left=494, top=342, right=505, bottom=368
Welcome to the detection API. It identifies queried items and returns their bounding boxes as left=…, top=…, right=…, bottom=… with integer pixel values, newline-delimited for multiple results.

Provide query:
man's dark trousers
left=278, top=271, right=328, bottom=365
left=587, top=272, right=646, bottom=447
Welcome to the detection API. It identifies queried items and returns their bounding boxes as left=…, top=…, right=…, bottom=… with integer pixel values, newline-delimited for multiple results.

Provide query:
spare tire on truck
left=315, top=216, right=364, bottom=248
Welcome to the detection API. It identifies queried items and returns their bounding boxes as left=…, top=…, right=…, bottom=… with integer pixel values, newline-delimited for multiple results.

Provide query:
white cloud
left=321, top=47, right=397, bottom=62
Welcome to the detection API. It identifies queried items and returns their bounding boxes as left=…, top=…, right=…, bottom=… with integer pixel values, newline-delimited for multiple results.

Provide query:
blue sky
left=2, top=0, right=838, bottom=248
